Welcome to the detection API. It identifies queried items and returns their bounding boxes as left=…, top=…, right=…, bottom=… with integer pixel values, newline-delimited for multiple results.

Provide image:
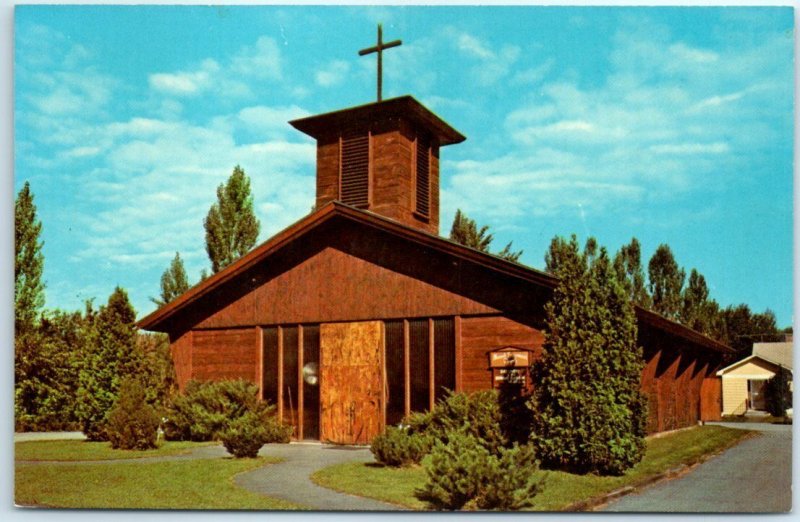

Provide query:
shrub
left=164, top=379, right=291, bottom=444
left=406, top=390, right=507, bottom=453
left=764, top=366, right=792, bottom=418
left=371, top=426, right=431, bottom=467
left=106, top=378, right=160, bottom=450
left=419, top=430, right=542, bottom=511
left=219, top=412, right=269, bottom=458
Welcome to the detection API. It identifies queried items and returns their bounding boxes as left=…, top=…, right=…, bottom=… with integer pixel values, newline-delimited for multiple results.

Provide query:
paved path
left=15, top=435, right=400, bottom=510
left=236, top=443, right=402, bottom=511
left=14, top=431, right=86, bottom=442
left=603, top=422, right=792, bottom=513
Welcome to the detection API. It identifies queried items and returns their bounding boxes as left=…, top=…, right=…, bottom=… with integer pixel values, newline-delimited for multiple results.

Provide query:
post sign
left=489, top=350, right=530, bottom=368
left=486, top=346, right=533, bottom=389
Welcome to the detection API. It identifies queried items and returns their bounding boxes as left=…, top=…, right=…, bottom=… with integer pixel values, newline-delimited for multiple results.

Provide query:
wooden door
left=320, top=321, right=385, bottom=444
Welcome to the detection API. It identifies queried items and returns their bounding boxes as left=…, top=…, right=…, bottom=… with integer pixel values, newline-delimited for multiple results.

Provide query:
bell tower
left=289, top=96, right=465, bottom=235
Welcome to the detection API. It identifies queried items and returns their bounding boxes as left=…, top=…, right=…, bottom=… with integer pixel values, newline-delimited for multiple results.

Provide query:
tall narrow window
left=340, top=133, right=370, bottom=207
left=262, top=327, right=279, bottom=407
left=433, top=318, right=455, bottom=403
left=302, top=325, right=320, bottom=440
left=385, top=320, right=405, bottom=426
left=282, top=326, right=299, bottom=432
left=409, top=319, right=430, bottom=412
left=415, top=138, right=430, bottom=217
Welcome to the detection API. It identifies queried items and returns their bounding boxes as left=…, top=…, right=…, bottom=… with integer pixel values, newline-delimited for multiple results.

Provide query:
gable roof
left=753, top=342, right=793, bottom=369
left=716, top=352, right=793, bottom=376
left=137, top=201, right=732, bottom=355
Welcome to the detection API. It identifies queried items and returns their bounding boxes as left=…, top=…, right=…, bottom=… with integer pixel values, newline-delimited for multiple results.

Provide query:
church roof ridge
left=137, top=201, right=732, bottom=355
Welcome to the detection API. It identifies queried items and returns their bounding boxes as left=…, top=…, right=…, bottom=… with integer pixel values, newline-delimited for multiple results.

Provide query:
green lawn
left=15, top=440, right=214, bottom=461
left=311, top=425, right=755, bottom=511
left=16, top=458, right=301, bottom=509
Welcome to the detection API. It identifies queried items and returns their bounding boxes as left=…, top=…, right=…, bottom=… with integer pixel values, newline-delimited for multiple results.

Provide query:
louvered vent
left=415, top=139, right=430, bottom=217
left=340, top=133, right=370, bottom=207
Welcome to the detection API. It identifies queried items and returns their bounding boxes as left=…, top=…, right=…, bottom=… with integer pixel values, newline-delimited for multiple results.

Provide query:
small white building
left=716, top=342, right=793, bottom=416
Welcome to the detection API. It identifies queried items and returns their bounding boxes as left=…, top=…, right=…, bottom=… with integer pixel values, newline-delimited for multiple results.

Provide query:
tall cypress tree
left=204, top=165, right=261, bottom=273
left=531, top=235, right=647, bottom=475
left=15, top=181, right=45, bottom=336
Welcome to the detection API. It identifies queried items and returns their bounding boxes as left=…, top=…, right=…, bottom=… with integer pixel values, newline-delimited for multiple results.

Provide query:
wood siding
left=191, top=328, right=258, bottom=384
left=169, top=330, right=193, bottom=391
left=460, top=315, right=544, bottom=392
left=179, top=219, right=548, bottom=331
left=700, top=377, right=723, bottom=421
left=639, top=324, right=723, bottom=433
left=313, top=121, right=438, bottom=235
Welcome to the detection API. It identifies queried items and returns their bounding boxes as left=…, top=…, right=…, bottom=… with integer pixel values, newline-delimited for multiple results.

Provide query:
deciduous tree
left=647, top=244, right=685, bottom=320
left=151, top=252, right=190, bottom=306
left=613, top=238, right=651, bottom=308
left=204, top=165, right=261, bottom=273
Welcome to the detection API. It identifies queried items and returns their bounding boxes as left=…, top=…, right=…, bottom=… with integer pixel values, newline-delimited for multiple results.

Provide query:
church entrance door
left=320, top=321, right=385, bottom=444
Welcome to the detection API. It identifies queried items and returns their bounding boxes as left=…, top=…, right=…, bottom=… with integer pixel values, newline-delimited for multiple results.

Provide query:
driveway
left=603, top=422, right=792, bottom=513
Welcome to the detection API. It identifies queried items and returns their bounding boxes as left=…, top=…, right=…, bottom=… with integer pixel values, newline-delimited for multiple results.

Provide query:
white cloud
left=315, top=60, right=350, bottom=87
left=148, top=59, right=220, bottom=96
left=445, top=28, right=520, bottom=86
left=230, top=36, right=283, bottom=80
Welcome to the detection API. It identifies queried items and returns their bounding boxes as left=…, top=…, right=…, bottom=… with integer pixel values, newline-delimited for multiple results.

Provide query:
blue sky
left=13, top=5, right=794, bottom=327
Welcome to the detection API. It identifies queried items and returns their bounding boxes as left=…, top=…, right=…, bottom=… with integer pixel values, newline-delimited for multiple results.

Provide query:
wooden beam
left=298, top=325, right=304, bottom=441
left=403, top=319, right=410, bottom=417
left=277, top=326, right=284, bottom=423
left=429, top=318, right=435, bottom=411
left=381, top=321, right=387, bottom=431
left=256, top=326, right=263, bottom=401
left=454, top=315, right=462, bottom=392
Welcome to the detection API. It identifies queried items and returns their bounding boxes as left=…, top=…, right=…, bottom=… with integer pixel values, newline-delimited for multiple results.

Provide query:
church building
left=138, top=33, right=730, bottom=443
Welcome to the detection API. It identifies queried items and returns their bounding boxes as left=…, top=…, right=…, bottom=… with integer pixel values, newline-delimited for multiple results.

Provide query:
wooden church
left=139, top=36, right=730, bottom=445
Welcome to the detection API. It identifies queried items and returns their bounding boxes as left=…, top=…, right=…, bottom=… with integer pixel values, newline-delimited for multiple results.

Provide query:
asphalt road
left=603, top=422, right=792, bottom=513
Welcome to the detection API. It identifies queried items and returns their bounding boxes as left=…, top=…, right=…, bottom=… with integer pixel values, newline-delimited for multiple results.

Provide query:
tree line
left=449, top=208, right=786, bottom=358
left=14, top=165, right=260, bottom=433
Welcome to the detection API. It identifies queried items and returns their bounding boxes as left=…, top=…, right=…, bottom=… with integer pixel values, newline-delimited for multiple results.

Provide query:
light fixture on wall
left=303, top=362, right=319, bottom=386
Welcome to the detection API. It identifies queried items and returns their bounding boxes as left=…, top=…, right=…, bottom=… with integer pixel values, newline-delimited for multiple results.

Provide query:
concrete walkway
left=236, top=443, right=403, bottom=511
left=603, top=422, right=792, bottom=513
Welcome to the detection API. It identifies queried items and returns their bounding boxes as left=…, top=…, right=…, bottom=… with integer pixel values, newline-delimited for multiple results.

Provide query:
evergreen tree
left=647, top=244, right=685, bottom=320
left=15, top=181, right=45, bottom=336
left=763, top=366, right=792, bottom=418
left=449, top=209, right=523, bottom=262
left=530, top=235, right=647, bottom=475
left=151, top=252, right=190, bottom=306
left=204, top=165, right=261, bottom=273
left=613, top=238, right=651, bottom=308
left=76, top=287, right=141, bottom=440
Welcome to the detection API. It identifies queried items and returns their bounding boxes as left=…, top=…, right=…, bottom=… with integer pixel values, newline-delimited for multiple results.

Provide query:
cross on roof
left=358, top=24, right=402, bottom=102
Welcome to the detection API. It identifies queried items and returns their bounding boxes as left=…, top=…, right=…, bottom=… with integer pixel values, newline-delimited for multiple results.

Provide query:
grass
left=15, top=458, right=301, bottom=509
left=311, top=425, right=755, bottom=511
left=15, top=440, right=215, bottom=461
